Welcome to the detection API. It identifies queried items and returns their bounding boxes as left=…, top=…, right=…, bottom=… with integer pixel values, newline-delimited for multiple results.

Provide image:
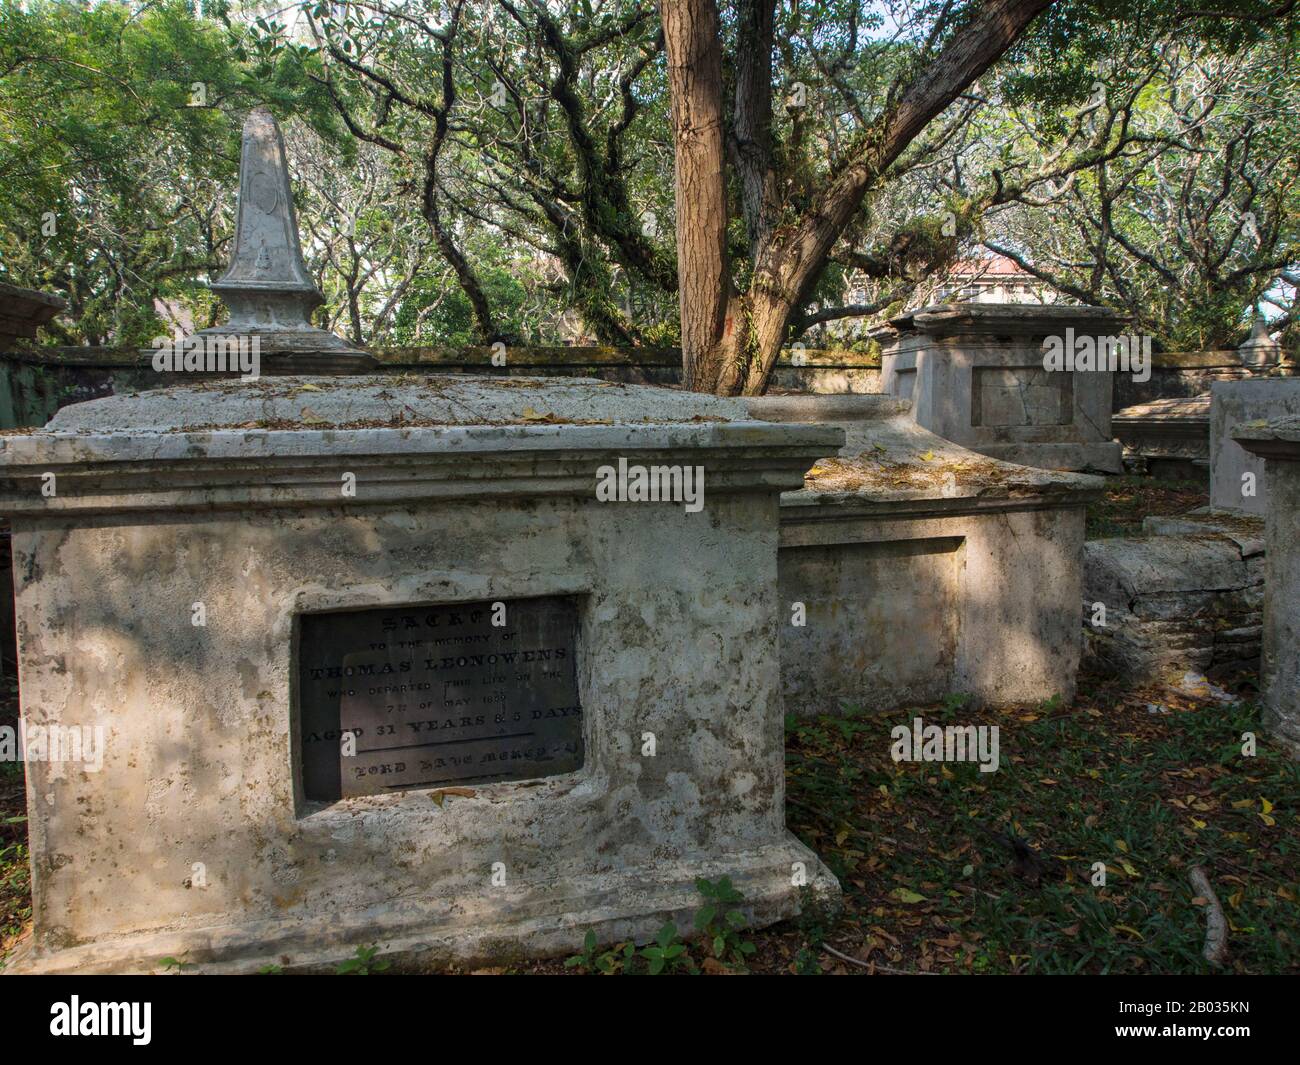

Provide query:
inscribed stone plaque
left=972, top=366, right=1072, bottom=427
left=298, top=597, right=583, bottom=802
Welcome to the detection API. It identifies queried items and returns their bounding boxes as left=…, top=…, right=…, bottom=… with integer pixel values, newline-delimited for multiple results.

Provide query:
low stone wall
left=1112, top=350, right=1259, bottom=407
left=5, top=341, right=1289, bottom=430
left=0, top=345, right=882, bottom=429
left=744, top=394, right=1102, bottom=714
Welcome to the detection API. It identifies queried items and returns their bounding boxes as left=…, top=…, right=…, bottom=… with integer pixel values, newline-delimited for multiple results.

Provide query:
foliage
left=693, top=875, right=757, bottom=968
left=335, top=944, right=391, bottom=974
left=3, top=1, right=1298, bottom=355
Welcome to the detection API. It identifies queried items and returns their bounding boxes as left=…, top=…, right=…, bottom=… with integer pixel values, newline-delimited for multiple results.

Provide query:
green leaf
left=695, top=904, right=716, bottom=929
left=713, top=934, right=726, bottom=957
left=583, top=929, right=597, bottom=952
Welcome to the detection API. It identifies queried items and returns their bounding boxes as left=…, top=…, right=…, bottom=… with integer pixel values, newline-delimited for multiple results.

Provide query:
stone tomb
left=873, top=303, right=1126, bottom=473
left=0, top=376, right=840, bottom=973
left=745, top=395, right=1102, bottom=715
left=1209, top=379, right=1300, bottom=515
left=1234, top=416, right=1300, bottom=758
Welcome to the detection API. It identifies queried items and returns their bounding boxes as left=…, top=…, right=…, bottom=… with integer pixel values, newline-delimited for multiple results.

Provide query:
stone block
left=1210, top=378, right=1300, bottom=515
left=1233, top=415, right=1300, bottom=758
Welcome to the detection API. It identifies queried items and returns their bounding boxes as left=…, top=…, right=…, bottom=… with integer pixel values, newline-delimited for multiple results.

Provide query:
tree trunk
left=659, top=0, right=734, bottom=392
left=660, top=0, right=1058, bottom=394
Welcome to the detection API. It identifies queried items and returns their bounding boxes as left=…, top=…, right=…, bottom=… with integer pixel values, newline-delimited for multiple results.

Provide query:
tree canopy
left=1, top=0, right=1296, bottom=385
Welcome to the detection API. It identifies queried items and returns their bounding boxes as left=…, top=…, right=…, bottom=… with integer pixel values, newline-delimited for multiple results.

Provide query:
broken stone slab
left=870, top=302, right=1127, bottom=473
left=194, top=107, right=375, bottom=375
left=1209, top=378, right=1300, bottom=515
left=1141, top=512, right=1264, bottom=558
left=744, top=393, right=1103, bottom=715
left=1112, top=395, right=1210, bottom=480
left=1234, top=414, right=1300, bottom=758
left=1082, top=534, right=1264, bottom=682
left=0, top=374, right=841, bottom=973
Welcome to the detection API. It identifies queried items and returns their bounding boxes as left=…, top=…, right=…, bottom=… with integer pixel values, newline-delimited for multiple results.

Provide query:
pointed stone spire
left=199, top=107, right=375, bottom=373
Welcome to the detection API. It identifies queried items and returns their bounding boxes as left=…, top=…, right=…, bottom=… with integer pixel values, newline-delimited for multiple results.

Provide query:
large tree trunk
left=660, top=0, right=1058, bottom=394
left=659, top=0, right=734, bottom=391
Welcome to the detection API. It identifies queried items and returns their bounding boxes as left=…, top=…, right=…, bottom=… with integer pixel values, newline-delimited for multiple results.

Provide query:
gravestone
left=872, top=303, right=1126, bottom=472
left=1233, top=415, right=1300, bottom=758
left=0, top=375, right=841, bottom=973
left=195, top=107, right=375, bottom=374
left=296, top=596, right=584, bottom=801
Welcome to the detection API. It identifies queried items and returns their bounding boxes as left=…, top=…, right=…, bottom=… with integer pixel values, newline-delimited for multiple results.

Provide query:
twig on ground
left=1188, top=865, right=1228, bottom=966
left=821, top=942, right=939, bottom=975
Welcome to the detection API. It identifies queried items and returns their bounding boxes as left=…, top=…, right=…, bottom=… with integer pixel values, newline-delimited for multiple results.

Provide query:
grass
left=1086, top=475, right=1208, bottom=538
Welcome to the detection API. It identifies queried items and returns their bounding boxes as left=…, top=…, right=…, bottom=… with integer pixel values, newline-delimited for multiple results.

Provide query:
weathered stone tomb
left=1234, top=415, right=1300, bottom=758
left=0, top=376, right=840, bottom=973
left=874, top=303, right=1127, bottom=473
left=745, top=394, right=1101, bottom=715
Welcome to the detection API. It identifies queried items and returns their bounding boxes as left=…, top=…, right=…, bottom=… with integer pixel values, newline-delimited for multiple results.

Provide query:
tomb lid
left=1112, top=395, right=1211, bottom=425
left=38, top=374, right=750, bottom=433
left=0, top=282, right=66, bottom=347
left=866, top=301, right=1129, bottom=342
left=0, top=377, right=843, bottom=515
left=744, top=393, right=1103, bottom=507
left=1234, top=413, right=1300, bottom=460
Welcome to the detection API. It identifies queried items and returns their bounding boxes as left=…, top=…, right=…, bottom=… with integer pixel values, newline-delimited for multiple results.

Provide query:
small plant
left=564, top=929, right=602, bottom=972
left=639, top=922, right=694, bottom=975
left=335, top=944, right=390, bottom=975
left=157, top=955, right=196, bottom=973
left=694, top=876, right=756, bottom=968
left=940, top=692, right=972, bottom=718
left=564, top=929, right=637, bottom=974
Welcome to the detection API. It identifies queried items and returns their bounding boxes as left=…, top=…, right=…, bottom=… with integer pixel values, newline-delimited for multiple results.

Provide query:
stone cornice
left=0, top=422, right=842, bottom=516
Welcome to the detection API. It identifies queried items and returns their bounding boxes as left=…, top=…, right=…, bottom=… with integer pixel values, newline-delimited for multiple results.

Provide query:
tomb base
left=4, top=838, right=834, bottom=974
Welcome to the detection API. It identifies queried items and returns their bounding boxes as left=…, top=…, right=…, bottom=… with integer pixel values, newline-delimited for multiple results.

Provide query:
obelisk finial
left=1238, top=314, right=1280, bottom=372
left=198, top=107, right=375, bottom=374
